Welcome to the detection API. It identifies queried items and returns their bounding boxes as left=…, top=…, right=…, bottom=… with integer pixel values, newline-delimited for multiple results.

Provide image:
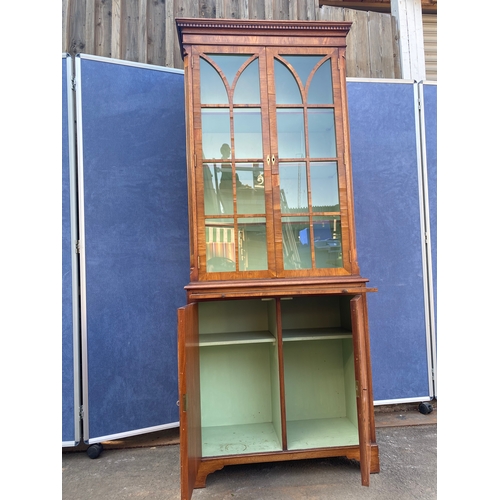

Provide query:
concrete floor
left=62, top=406, right=437, bottom=500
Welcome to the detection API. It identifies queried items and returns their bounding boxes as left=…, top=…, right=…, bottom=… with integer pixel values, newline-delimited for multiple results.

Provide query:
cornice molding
left=176, top=18, right=352, bottom=35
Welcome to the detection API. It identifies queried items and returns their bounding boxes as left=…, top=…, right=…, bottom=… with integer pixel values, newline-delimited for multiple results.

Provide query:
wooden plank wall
left=62, top=0, right=399, bottom=78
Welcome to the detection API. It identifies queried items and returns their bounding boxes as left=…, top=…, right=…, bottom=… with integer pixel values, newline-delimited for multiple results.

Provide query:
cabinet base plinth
left=194, top=443, right=380, bottom=488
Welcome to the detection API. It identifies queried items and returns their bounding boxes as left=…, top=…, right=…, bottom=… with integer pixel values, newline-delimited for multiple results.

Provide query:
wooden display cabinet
left=176, top=18, right=380, bottom=499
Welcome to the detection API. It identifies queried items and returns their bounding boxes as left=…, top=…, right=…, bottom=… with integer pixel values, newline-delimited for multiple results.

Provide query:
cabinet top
left=176, top=18, right=352, bottom=53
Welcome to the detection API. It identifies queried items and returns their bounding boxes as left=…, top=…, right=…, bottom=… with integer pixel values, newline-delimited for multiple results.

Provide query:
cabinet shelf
left=202, top=422, right=282, bottom=457
left=282, top=327, right=352, bottom=342
left=199, top=331, right=276, bottom=346
left=286, top=417, right=359, bottom=450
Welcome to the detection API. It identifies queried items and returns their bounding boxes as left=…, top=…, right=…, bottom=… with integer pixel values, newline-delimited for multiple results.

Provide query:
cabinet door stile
left=259, top=48, right=277, bottom=276
left=350, top=295, right=371, bottom=486
left=178, top=304, right=201, bottom=500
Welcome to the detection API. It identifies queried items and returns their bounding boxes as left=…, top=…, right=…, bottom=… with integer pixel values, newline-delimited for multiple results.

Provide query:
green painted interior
left=280, top=295, right=351, bottom=330
left=202, top=422, right=282, bottom=457
left=198, top=296, right=358, bottom=456
left=199, top=299, right=281, bottom=457
left=199, top=299, right=276, bottom=335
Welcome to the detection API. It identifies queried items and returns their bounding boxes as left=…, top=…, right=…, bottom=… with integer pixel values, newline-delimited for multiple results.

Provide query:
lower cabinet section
left=178, top=291, right=379, bottom=500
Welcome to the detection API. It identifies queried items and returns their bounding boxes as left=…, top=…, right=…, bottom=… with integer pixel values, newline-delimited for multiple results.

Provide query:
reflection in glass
left=234, top=109, right=263, bottom=158
left=208, top=54, right=251, bottom=88
left=312, top=216, right=343, bottom=269
left=282, top=216, right=312, bottom=270
left=205, top=218, right=236, bottom=272
left=310, top=162, right=339, bottom=212
left=202, top=109, right=231, bottom=159
left=216, top=163, right=234, bottom=215
left=200, top=58, right=228, bottom=104
left=236, top=163, right=265, bottom=214
left=238, top=217, right=268, bottom=270
left=308, top=109, right=336, bottom=158
left=234, top=59, right=260, bottom=104
left=274, top=59, right=302, bottom=104
left=279, top=163, right=307, bottom=213
left=277, top=109, right=305, bottom=158
left=203, top=163, right=223, bottom=215
left=308, top=59, right=333, bottom=104
left=281, top=55, right=323, bottom=87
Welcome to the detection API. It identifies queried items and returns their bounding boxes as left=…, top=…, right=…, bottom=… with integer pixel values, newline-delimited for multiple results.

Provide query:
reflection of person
left=218, top=143, right=243, bottom=189
left=220, top=142, right=231, bottom=159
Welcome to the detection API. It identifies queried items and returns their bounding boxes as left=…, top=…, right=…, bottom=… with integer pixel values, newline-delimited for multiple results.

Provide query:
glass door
left=194, top=46, right=276, bottom=279
left=268, top=47, right=353, bottom=277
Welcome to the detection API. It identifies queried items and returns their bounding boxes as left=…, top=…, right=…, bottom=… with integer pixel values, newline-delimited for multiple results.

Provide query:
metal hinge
left=197, top=256, right=200, bottom=269
left=79, top=406, right=84, bottom=420
left=76, top=240, right=81, bottom=253
left=355, top=380, right=360, bottom=397
left=182, top=394, right=188, bottom=412
left=71, top=76, right=77, bottom=91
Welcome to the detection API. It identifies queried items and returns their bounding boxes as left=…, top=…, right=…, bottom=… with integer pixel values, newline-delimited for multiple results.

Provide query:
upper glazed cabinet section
left=177, top=20, right=359, bottom=281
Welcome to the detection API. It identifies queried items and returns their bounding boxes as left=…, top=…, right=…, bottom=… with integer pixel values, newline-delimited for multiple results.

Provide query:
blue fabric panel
left=79, top=58, right=189, bottom=439
left=348, top=81, right=430, bottom=401
left=423, top=84, right=437, bottom=330
left=62, top=55, right=78, bottom=444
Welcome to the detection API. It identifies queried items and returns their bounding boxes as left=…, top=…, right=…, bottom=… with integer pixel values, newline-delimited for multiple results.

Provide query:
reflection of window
left=206, top=221, right=236, bottom=272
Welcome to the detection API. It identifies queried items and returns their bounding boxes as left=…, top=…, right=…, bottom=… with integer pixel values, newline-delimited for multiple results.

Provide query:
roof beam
left=319, top=1, right=437, bottom=14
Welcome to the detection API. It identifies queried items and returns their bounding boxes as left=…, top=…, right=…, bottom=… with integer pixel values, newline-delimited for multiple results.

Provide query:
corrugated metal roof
left=423, top=13, right=437, bottom=80
left=319, top=1, right=437, bottom=14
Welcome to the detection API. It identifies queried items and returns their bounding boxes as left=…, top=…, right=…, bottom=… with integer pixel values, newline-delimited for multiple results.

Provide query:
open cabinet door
left=178, top=303, right=201, bottom=500
left=350, top=295, right=371, bottom=486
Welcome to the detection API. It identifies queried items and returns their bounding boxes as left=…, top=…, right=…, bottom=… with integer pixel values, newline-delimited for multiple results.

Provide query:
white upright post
left=391, top=0, right=426, bottom=81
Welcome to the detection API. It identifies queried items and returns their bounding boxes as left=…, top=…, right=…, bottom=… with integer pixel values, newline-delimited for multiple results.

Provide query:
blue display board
left=62, top=54, right=80, bottom=445
left=76, top=56, right=189, bottom=442
left=347, top=80, right=431, bottom=402
left=422, top=82, right=437, bottom=392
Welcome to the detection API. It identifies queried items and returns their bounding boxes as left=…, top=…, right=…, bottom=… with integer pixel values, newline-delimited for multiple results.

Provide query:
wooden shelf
left=199, top=331, right=276, bottom=347
left=283, top=327, right=352, bottom=342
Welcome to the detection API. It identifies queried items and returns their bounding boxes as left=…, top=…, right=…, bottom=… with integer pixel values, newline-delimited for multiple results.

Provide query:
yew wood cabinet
left=176, top=18, right=380, bottom=499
